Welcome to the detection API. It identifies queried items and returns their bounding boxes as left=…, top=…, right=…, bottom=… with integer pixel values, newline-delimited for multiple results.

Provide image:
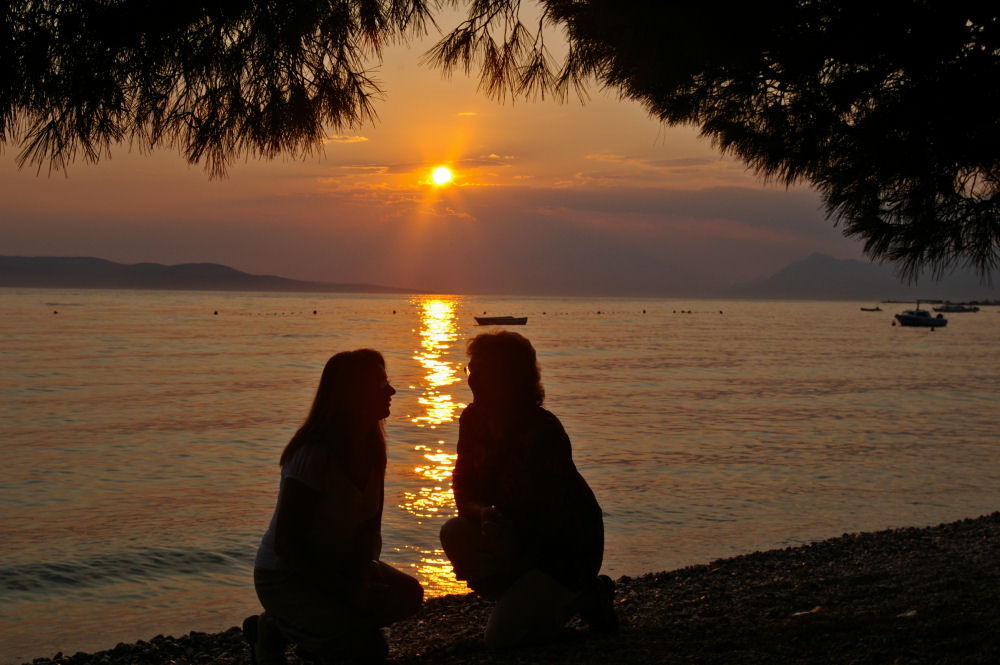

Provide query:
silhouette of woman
left=245, top=350, right=423, bottom=665
left=440, top=332, right=617, bottom=649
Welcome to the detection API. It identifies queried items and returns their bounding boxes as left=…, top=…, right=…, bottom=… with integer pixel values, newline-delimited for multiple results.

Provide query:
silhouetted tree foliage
left=430, top=0, right=1000, bottom=279
left=2, top=0, right=432, bottom=177
left=3, top=1, right=998, bottom=277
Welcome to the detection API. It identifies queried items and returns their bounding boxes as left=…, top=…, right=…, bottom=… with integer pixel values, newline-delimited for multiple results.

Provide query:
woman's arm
left=273, top=476, right=320, bottom=569
left=452, top=407, right=486, bottom=521
left=273, top=477, right=366, bottom=593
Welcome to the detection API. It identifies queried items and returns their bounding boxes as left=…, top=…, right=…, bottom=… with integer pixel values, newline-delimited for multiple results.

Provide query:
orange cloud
left=323, top=134, right=369, bottom=144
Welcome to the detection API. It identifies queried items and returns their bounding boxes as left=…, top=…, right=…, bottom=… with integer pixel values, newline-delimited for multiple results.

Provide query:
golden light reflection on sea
left=400, top=443, right=457, bottom=520
left=409, top=299, right=466, bottom=428
left=399, top=297, right=468, bottom=595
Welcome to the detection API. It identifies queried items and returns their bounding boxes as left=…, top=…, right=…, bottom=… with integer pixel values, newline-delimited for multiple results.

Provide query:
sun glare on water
left=431, top=166, right=453, bottom=186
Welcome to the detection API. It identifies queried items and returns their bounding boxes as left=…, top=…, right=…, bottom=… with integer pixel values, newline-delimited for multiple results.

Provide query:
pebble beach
left=23, top=512, right=999, bottom=665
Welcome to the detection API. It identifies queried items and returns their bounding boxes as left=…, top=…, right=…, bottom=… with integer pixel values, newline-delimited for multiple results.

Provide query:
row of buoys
left=474, top=310, right=651, bottom=315
left=49, top=307, right=714, bottom=317
left=213, top=310, right=319, bottom=316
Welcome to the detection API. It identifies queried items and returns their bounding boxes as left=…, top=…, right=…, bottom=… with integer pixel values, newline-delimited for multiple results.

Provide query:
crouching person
left=441, top=332, right=617, bottom=649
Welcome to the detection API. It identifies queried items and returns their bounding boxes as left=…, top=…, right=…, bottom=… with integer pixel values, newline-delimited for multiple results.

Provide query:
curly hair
left=467, top=331, right=544, bottom=408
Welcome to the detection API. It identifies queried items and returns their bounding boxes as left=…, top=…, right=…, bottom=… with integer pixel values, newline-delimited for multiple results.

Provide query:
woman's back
left=454, top=402, right=603, bottom=589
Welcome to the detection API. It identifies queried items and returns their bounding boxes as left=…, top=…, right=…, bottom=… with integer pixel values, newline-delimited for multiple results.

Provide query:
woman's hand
left=480, top=504, right=504, bottom=528
left=480, top=505, right=515, bottom=553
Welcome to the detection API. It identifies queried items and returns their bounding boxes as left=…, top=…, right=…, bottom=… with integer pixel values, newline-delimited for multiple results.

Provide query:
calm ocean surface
left=1, top=288, right=998, bottom=664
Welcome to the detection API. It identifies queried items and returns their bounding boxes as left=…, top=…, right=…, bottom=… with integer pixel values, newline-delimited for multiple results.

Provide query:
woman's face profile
left=465, top=359, right=480, bottom=398
left=466, top=356, right=506, bottom=405
left=467, top=357, right=497, bottom=403
left=357, top=364, right=395, bottom=422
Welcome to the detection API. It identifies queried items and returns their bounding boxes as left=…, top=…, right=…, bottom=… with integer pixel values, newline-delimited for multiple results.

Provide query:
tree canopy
left=433, top=0, right=1000, bottom=279
left=2, top=0, right=434, bottom=177
left=3, top=1, right=998, bottom=278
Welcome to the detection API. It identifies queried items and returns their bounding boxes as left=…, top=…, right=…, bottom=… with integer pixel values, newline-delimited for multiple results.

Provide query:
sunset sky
left=0, top=15, right=866, bottom=296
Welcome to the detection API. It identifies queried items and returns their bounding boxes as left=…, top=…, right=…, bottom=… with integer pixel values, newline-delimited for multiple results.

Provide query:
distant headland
left=725, top=252, right=997, bottom=302
left=2, top=254, right=996, bottom=300
left=0, top=256, right=418, bottom=295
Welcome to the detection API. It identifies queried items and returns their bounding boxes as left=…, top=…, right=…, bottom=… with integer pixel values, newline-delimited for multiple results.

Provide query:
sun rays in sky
left=0, top=18, right=863, bottom=295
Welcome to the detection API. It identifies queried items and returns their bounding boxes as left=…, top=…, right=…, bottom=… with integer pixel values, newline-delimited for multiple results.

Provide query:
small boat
left=474, top=315, right=527, bottom=326
left=894, top=308, right=947, bottom=327
left=933, top=304, right=979, bottom=313
left=860, top=306, right=882, bottom=312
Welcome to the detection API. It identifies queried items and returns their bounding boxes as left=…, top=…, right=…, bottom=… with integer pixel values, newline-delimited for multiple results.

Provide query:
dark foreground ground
left=28, top=513, right=999, bottom=665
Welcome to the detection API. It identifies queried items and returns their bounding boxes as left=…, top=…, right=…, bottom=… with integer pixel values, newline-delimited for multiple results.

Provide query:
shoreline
left=22, top=512, right=999, bottom=665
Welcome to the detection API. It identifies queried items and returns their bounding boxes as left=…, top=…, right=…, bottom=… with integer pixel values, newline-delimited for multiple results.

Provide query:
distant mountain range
left=726, top=253, right=997, bottom=301
left=2, top=254, right=996, bottom=300
left=0, top=256, right=416, bottom=294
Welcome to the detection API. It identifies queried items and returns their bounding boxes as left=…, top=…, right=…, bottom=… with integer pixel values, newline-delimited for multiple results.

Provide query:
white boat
left=474, top=315, right=527, bottom=326
left=932, top=304, right=979, bottom=313
left=894, top=308, right=947, bottom=327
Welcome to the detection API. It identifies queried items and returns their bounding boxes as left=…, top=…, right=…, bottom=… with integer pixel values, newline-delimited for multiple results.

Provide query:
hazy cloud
left=586, top=153, right=720, bottom=171
left=457, top=153, right=516, bottom=168
left=335, top=165, right=390, bottom=175
left=323, top=134, right=369, bottom=144
left=333, top=161, right=427, bottom=176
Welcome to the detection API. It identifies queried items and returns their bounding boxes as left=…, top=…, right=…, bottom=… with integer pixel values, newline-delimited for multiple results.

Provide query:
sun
left=431, top=166, right=453, bottom=186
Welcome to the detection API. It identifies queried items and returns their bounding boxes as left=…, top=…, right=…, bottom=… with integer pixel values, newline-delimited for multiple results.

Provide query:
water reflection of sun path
left=400, top=443, right=457, bottom=520
left=410, top=299, right=465, bottom=428
left=398, top=297, right=468, bottom=596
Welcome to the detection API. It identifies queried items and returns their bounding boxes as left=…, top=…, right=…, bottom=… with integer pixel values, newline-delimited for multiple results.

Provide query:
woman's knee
left=439, top=515, right=472, bottom=549
left=374, top=563, right=423, bottom=624
left=397, top=572, right=424, bottom=616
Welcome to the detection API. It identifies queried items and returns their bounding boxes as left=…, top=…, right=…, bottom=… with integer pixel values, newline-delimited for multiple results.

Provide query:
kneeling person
left=246, top=350, right=423, bottom=665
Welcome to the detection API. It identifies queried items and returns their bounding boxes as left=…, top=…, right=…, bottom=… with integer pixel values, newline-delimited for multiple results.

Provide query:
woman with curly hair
left=440, top=331, right=617, bottom=649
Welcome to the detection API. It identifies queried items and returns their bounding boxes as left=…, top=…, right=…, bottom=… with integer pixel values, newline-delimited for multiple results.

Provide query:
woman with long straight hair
left=244, top=349, right=423, bottom=665
left=440, top=331, right=617, bottom=649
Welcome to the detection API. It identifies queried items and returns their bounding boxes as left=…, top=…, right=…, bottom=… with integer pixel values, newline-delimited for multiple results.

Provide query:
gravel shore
left=26, top=513, right=999, bottom=665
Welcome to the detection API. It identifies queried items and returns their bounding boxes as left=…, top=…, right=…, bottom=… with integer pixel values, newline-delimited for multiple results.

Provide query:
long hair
left=467, top=331, right=544, bottom=409
left=280, top=349, right=388, bottom=470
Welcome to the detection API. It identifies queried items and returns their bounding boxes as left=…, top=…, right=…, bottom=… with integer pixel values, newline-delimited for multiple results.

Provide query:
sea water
left=1, top=289, right=998, bottom=664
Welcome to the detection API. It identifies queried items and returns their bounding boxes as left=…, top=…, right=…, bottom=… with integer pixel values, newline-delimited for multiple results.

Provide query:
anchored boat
left=474, top=315, right=527, bottom=326
left=894, top=308, right=947, bottom=327
left=932, top=304, right=979, bottom=313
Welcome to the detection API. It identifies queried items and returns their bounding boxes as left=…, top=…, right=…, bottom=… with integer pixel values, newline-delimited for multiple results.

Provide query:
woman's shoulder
left=459, top=402, right=487, bottom=425
left=532, top=406, right=565, bottom=431
left=282, top=440, right=334, bottom=485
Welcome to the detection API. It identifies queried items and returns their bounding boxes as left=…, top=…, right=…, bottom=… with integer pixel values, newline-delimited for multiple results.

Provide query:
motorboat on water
left=894, top=308, right=947, bottom=327
left=474, top=315, right=528, bottom=326
left=932, top=303, right=980, bottom=313
left=860, top=306, right=882, bottom=311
